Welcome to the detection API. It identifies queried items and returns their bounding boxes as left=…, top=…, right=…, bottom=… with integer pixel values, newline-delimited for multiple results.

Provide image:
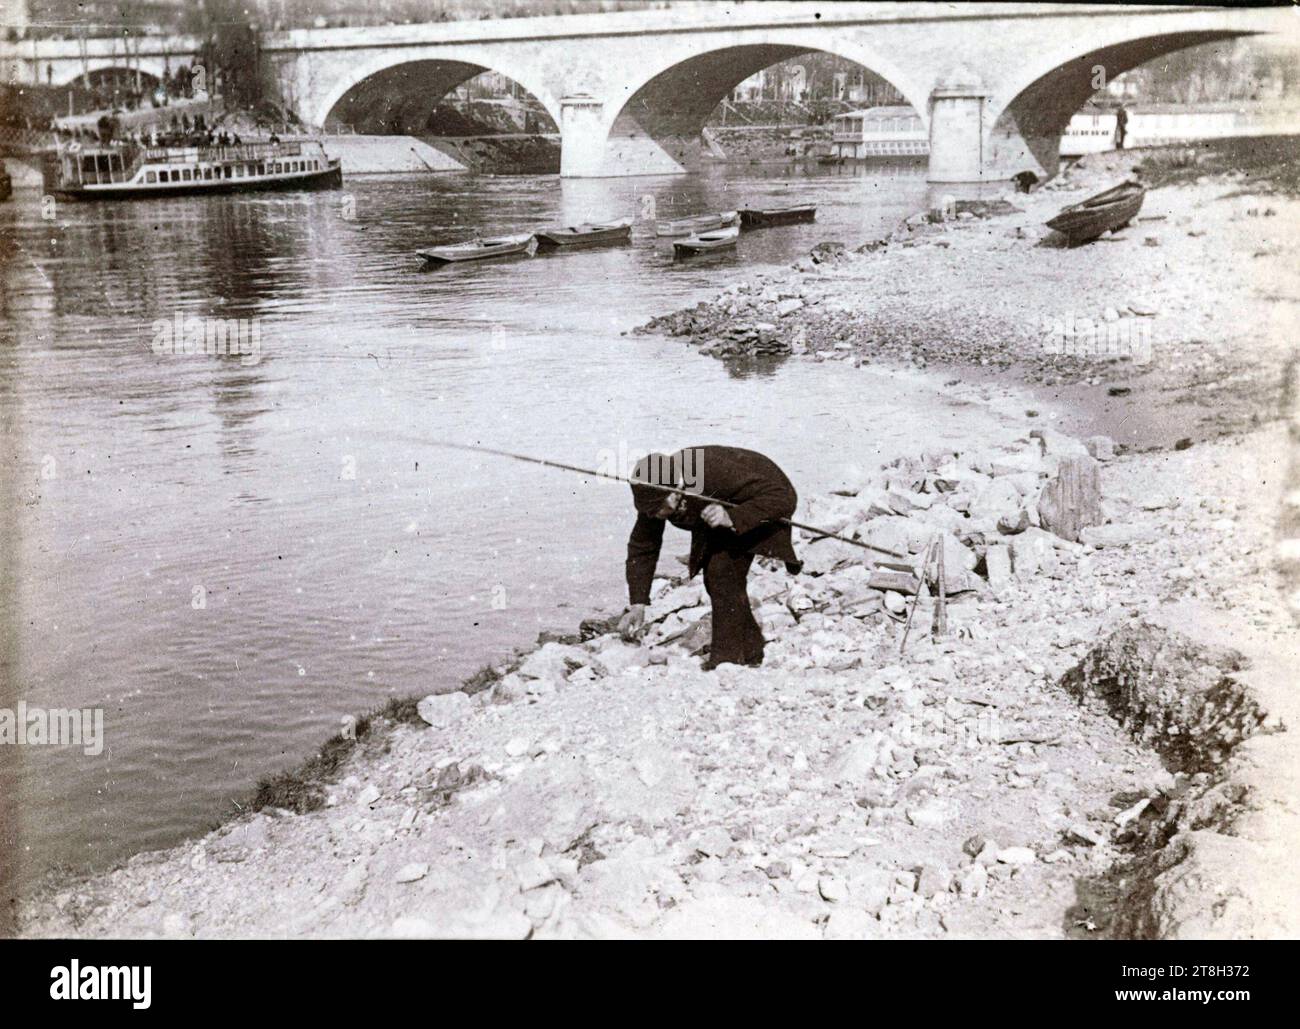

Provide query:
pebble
left=394, top=862, right=428, bottom=884
left=818, top=876, right=848, bottom=903
left=957, top=864, right=988, bottom=897
left=906, top=802, right=951, bottom=828
left=825, top=907, right=877, bottom=939
left=516, top=857, right=554, bottom=892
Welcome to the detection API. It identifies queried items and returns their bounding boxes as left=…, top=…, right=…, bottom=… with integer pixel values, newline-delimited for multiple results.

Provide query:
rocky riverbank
left=16, top=412, right=1297, bottom=939
left=14, top=139, right=1299, bottom=939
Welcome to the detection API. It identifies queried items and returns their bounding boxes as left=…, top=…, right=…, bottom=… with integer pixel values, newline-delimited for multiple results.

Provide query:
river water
left=0, top=159, right=1027, bottom=887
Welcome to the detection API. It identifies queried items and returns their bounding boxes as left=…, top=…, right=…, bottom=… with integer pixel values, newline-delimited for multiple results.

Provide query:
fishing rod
left=424, top=440, right=908, bottom=561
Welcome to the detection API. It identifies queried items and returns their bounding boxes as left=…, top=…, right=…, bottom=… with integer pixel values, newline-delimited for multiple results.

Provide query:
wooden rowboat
left=673, top=224, right=740, bottom=256
left=1045, top=181, right=1146, bottom=245
left=534, top=220, right=632, bottom=248
left=417, top=232, right=535, bottom=264
left=655, top=210, right=739, bottom=238
left=739, top=204, right=817, bottom=228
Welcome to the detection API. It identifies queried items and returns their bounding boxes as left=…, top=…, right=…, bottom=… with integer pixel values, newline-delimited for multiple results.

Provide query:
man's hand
left=701, top=503, right=733, bottom=530
left=618, top=604, right=647, bottom=642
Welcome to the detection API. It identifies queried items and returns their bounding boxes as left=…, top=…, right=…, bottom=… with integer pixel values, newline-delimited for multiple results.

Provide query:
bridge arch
left=591, top=32, right=930, bottom=176
left=53, top=60, right=168, bottom=89
left=987, top=29, right=1254, bottom=179
left=313, top=52, right=562, bottom=136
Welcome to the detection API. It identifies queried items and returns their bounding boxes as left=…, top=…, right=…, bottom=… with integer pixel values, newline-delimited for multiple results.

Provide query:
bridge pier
left=927, top=69, right=990, bottom=185
left=558, top=94, right=609, bottom=178
left=559, top=93, right=688, bottom=178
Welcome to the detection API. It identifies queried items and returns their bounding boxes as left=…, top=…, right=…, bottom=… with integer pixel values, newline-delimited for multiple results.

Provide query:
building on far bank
left=1060, top=101, right=1300, bottom=156
left=830, top=105, right=926, bottom=159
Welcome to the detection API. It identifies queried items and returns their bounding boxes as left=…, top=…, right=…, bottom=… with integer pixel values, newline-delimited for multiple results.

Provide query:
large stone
left=989, top=450, right=1044, bottom=477
left=984, top=544, right=1012, bottom=588
left=938, top=531, right=977, bottom=572
left=515, top=642, right=588, bottom=683
left=831, top=732, right=892, bottom=784
left=1037, top=454, right=1103, bottom=543
left=1009, top=528, right=1061, bottom=579
left=914, top=504, right=966, bottom=534
left=969, top=478, right=1023, bottom=523
left=801, top=537, right=866, bottom=576
left=997, top=509, right=1030, bottom=535
left=857, top=516, right=920, bottom=557
left=848, top=870, right=893, bottom=915
left=1086, top=435, right=1117, bottom=461
left=869, top=569, right=920, bottom=596
left=917, top=864, right=951, bottom=899
left=646, top=583, right=705, bottom=622
left=417, top=691, right=473, bottom=728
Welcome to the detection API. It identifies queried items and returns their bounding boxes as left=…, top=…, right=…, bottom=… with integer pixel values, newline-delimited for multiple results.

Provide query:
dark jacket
left=626, top=446, right=799, bottom=605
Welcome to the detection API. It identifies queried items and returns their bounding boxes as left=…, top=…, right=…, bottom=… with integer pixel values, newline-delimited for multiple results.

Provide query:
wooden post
left=899, top=538, right=936, bottom=655
left=932, top=537, right=947, bottom=640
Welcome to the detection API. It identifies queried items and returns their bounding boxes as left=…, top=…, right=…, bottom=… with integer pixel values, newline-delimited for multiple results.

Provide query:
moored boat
left=738, top=204, right=817, bottom=228
left=1045, top=180, right=1146, bottom=245
left=417, top=233, right=536, bottom=264
left=44, top=138, right=342, bottom=200
left=534, top=220, right=632, bottom=248
left=672, top=224, right=740, bottom=256
left=655, top=210, right=739, bottom=238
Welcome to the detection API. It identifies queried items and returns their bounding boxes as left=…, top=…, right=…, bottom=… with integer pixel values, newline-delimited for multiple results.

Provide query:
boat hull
left=655, top=212, right=739, bottom=237
left=534, top=224, right=632, bottom=248
left=48, top=163, right=343, bottom=201
left=418, top=237, right=535, bottom=264
left=1045, top=182, right=1146, bottom=244
left=739, top=206, right=817, bottom=228
left=673, top=227, right=739, bottom=256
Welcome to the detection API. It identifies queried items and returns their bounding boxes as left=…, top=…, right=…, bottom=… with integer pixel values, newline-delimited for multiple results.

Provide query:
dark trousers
left=703, top=547, right=765, bottom=666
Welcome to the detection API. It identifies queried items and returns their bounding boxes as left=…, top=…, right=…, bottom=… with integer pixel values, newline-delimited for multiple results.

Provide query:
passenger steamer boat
left=45, top=138, right=342, bottom=200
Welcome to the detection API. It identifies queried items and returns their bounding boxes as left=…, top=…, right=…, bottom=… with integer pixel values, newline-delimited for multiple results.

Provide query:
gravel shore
left=16, top=140, right=1300, bottom=939
left=639, top=141, right=1299, bottom=451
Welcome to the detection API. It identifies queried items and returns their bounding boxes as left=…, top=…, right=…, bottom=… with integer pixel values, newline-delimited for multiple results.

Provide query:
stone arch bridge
left=3, top=3, right=1292, bottom=182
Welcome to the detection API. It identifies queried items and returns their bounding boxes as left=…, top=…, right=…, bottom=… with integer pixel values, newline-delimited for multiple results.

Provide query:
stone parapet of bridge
left=0, top=33, right=201, bottom=89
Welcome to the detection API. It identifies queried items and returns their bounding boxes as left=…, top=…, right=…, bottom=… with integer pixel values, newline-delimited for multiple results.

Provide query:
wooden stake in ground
left=899, top=537, right=937, bottom=654
left=932, top=536, right=947, bottom=640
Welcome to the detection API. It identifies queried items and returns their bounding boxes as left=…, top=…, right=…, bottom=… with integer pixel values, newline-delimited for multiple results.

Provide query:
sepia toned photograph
left=1, top=0, right=1298, bottom=960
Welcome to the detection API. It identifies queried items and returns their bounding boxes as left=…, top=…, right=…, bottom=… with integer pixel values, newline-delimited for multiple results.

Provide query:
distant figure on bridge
left=1115, top=104, right=1128, bottom=150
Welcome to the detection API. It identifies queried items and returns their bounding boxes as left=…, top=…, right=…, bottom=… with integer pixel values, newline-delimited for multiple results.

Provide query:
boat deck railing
left=140, top=142, right=309, bottom=164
